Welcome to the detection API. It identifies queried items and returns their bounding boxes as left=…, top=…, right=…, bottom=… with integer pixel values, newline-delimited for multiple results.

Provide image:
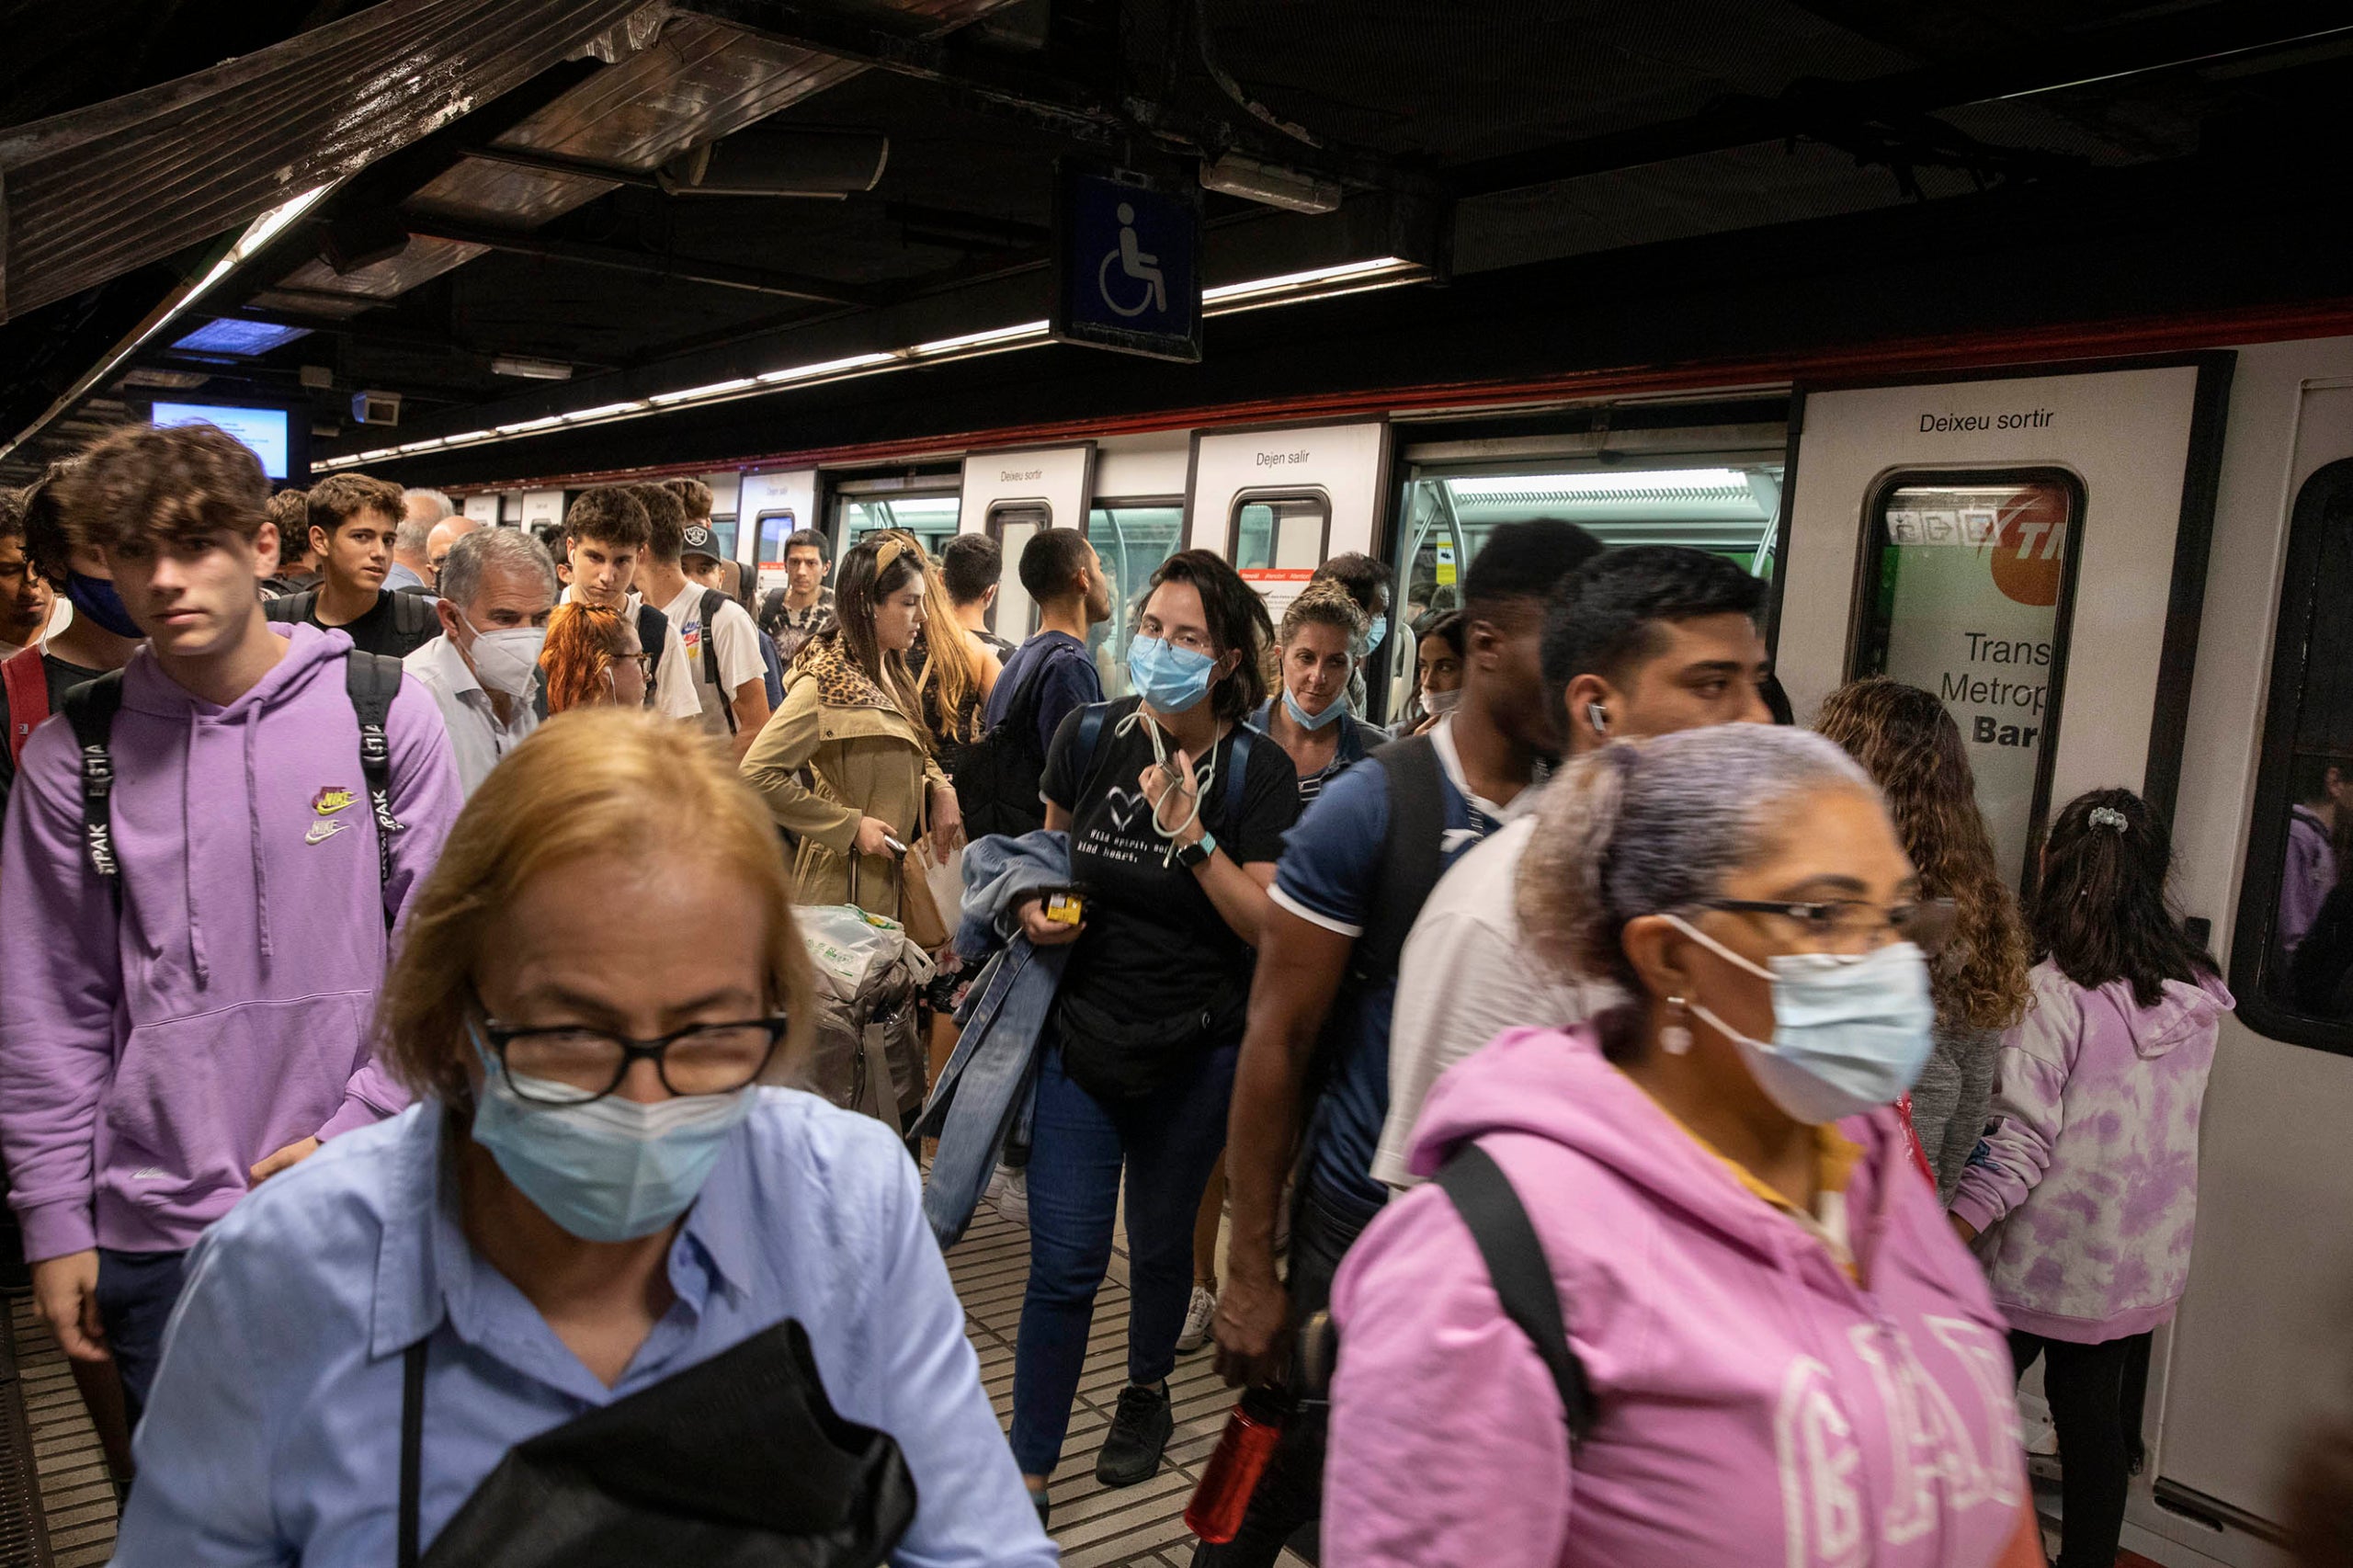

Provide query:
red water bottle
left=1185, top=1387, right=1290, bottom=1544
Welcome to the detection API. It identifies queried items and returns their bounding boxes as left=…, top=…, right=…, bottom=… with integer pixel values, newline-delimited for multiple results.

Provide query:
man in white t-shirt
left=648, top=511, right=771, bottom=758
left=557, top=486, right=701, bottom=723
left=1373, top=546, right=1775, bottom=1188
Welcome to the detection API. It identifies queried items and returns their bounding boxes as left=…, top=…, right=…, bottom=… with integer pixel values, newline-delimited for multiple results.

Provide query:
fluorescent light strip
left=322, top=259, right=1418, bottom=468
left=397, top=438, right=444, bottom=454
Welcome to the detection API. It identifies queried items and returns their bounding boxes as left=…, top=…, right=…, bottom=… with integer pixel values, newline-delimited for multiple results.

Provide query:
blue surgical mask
left=1666, top=916, right=1934, bottom=1124
left=64, top=572, right=143, bottom=640
left=467, top=1026, right=755, bottom=1242
left=1358, top=615, right=1388, bottom=655
left=1284, top=687, right=1347, bottom=731
left=1128, top=634, right=1219, bottom=714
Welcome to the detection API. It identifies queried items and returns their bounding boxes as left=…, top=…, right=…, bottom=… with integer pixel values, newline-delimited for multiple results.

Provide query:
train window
left=1087, top=500, right=1185, bottom=699
left=2232, top=458, right=2353, bottom=1050
left=1850, top=470, right=2082, bottom=890
left=754, top=511, right=797, bottom=594
left=835, top=492, right=961, bottom=562
left=1395, top=464, right=1781, bottom=625
left=1231, top=490, right=1331, bottom=572
left=710, top=514, right=738, bottom=561
left=988, top=501, right=1051, bottom=639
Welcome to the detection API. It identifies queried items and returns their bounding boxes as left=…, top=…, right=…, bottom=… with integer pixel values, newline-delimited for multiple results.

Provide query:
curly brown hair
left=1815, top=676, right=2030, bottom=1031
left=57, top=424, right=268, bottom=555
left=540, top=601, right=634, bottom=713
left=1279, top=580, right=1367, bottom=646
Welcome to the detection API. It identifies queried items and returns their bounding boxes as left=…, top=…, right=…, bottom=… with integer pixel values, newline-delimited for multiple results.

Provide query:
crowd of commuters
left=0, top=417, right=2262, bottom=1568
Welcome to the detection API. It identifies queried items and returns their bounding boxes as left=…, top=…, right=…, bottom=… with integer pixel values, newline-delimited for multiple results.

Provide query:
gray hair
left=1518, top=725, right=1879, bottom=1005
left=438, top=525, right=557, bottom=613
left=397, top=487, right=453, bottom=551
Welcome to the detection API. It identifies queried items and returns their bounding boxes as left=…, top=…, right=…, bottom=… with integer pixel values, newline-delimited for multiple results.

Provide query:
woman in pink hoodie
left=1950, top=789, right=2231, bottom=1568
left=1324, top=724, right=2043, bottom=1568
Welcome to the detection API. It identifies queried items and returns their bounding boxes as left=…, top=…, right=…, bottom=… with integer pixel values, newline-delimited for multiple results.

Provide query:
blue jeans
left=1009, top=1040, right=1238, bottom=1477
left=97, top=1247, right=188, bottom=1430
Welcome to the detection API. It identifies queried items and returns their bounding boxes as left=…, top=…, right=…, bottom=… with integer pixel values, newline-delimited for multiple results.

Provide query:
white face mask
left=460, top=610, right=546, bottom=700
left=1423, top=687, right=1462, bottom=717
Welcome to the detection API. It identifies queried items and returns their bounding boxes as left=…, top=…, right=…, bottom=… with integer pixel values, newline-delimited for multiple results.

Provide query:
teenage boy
left=257, top=489, right=318, bottom=597
left=1, top=464, right=145, bottom=820
left=0, top=424, right=460, bottom=1426
left=264, top=474, right=439, bottom=658
left=942, top=533, right=1015, bottom=659
left=404, top=528, right=558, bottom=797
left=1200, top=520, right=1602, bottom=1568
left=560, top=486, right=701, bottom=721
left=759, top=528, right=833, bottom=665
left=1375, top=544, right=1774, bottom=1188
left=0, top=493, right=53, bottom=660
left=631, top=483, right=771, bottom=757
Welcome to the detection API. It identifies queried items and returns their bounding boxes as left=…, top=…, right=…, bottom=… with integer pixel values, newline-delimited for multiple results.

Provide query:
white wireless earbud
left=1587, top=701, right=1609, bottom=734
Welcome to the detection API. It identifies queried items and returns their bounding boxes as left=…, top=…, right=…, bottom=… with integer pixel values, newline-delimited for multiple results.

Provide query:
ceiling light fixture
left=494, top=415, right=564, bottom=436
left=910, top=320, right=1051, bottom=357
left=1201, top=256, right=1416, bottom=314
left=756, top=350, right=900, bottom=385
left=1199, top=153, right=1345, bottom=215
left=490, top=356, right=575, bottom=381
left=649, top=378, right=759, bottom=407
left=562, top=401, right=651, bottom=422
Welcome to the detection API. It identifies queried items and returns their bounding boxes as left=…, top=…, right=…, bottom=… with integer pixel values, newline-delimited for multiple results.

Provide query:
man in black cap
left=634, top=486, right=771, bottom=757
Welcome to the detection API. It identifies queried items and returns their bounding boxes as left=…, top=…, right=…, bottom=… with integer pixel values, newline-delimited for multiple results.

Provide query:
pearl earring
left=1661, top=997, right=1693, bottom=1056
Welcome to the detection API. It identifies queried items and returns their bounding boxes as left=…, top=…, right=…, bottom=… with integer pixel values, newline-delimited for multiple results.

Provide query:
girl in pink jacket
left=1950, top=789, right=2230, bottom=1568
left=1325, top=724, right=2041, bottom=1568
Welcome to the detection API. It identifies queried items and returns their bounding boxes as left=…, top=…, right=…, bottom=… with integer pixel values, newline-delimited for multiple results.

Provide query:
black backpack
left=63, top=650, right=408, bottom=923
left=635, top=602, right=669, bottom=689
left=690, top=586, right=745, bottom=734
left=951, top=643, right=1076, bottom=841
left=264, top=587, right=439, bottom=657
left=1298, top=1143, right=1595, bottom=1441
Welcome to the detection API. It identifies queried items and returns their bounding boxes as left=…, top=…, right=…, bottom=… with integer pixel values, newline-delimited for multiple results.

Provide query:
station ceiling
left=3, top=0, right=2352, bottom=487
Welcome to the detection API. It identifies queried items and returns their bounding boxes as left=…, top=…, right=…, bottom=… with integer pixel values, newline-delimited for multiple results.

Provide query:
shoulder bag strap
left=61, top=670, right=127, bottom=908
left=1434, top=1142, right=1595, bottom=1441
left=399, top=1336, right=428, bottom=1568
left=345, top=651, right=404, bottom=912
left=3, top=646, right=48, bottom=766
left=1354, top=734, right=1447, bottom=983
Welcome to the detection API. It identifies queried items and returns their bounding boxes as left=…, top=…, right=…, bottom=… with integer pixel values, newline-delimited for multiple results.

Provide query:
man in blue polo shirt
left=1199, top=520, right=1601, bottom=1568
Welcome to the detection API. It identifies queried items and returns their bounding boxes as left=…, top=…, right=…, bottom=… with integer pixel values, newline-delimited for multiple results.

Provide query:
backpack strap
left=1435, top=1142, right=1596, bottom=1441
left=636, top=602, right=668, bottom=685
left=1353, top=733, right=1447, bottom=984
left=345, top=651, right=405, bottom=909
left=4, top=645, right=48, bottom=767
left=263, top=588, right=316, bottom=625
left=391, top=590, right=436, bottom=637
left=1216, top=722, right=1258, bottom=844
left=61, top=670, right=127, bottom=908
left=699, top=587, right=736, bottom=734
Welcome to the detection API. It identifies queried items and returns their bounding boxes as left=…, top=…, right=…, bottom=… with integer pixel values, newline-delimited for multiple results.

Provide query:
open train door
left=1776, top=355, right=2236, bottom=1563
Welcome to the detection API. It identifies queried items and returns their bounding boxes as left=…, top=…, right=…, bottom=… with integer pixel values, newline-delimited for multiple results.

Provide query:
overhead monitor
left=149, top=402, right=292, bottom=481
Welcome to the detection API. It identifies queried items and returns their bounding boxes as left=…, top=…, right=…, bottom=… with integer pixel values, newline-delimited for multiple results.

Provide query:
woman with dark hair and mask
left=1323, top=723, right=2041, bottom=1568
left=108, top=710, right=1051, bottom=1567
left=1005, top=550, right=1302, bottom=1521
left=1816, top=676, right=2031, bottom=1200
left=739, top=534, right=961, bottom=921
left=1254, top=581, right=1374, bottom=805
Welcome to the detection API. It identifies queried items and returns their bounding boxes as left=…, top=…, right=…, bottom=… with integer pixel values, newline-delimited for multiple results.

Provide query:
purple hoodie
left=0, top=623, right=460, bottom=1261
left=1949, top=960, right=2232, bottom=1342
left=1325, top=1025, right=2028, bottom=1568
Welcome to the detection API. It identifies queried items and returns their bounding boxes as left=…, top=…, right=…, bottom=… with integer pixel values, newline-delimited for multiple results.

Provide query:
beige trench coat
left=740, top=669, right=949, bottom=919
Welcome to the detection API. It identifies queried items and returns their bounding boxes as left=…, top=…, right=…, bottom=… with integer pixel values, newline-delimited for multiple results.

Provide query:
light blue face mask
left=1128, top=634, right=1219, bottom=713
left=1357, top=614, right=1388, bottom=656
left=1666, top=916, right=1935, bottom=1124
left=1284, top=686, right=1347, bottom=731
left=468, top=1025, right=756, bottom=1243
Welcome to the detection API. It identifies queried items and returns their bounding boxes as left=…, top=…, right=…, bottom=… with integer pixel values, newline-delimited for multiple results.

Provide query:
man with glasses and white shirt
left=404, top=528, right=559, bottom=797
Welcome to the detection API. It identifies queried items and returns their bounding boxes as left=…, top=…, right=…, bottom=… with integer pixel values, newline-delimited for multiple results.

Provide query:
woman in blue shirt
left=113, top=708, right=1051, bottom=1568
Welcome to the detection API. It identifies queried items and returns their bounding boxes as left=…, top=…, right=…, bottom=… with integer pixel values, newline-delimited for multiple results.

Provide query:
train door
left=519, top=489, right=565, bottom=533
left=738, top=468, right=815, bottom=595
left=702, top=471, right=742, bottom=562
left=832, top=469, right=961, bottom=562
left=1776, top=359, right=2234, bottom=1564
left=1085, top=433, right=1194, bottom=699
left=1388, top=405, right=1790, bottom=726
left=957, top=443, right=1096, bottom=639
left=2156, top=342, right=2353, bottom=1567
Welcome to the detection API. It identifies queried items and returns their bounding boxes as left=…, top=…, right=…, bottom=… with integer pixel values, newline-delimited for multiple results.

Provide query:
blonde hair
left=896, top=532, right=986, bottom=746
left=377, top=709, right=814, bottom=1105
left=1280, top=580, right=1368, bottom=647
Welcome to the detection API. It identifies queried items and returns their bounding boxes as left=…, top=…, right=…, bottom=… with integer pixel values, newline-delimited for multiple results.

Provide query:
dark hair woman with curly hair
left=1816, top=676, right=2031, bottom=1200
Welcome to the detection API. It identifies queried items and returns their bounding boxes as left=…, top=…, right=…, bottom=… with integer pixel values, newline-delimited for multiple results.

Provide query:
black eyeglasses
left=1699, top=896, right=1956, bottom=957
left=475, top=1005, right=790, bottom=1105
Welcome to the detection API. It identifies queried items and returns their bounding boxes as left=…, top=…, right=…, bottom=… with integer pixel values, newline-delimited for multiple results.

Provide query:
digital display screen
left=150, top=403, right=292, bottom=480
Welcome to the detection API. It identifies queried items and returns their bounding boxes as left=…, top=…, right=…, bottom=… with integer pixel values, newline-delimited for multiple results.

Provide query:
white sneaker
left=991, top=1166, right=1029, bottom=1227
left=1176, top=1285, right=1218, bottom=1353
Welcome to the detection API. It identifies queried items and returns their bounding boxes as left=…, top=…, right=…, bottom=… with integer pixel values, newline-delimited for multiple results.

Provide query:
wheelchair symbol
left=1097, top=203, right=1167, bottom=319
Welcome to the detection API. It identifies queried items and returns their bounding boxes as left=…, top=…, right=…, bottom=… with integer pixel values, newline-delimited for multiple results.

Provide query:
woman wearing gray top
left=1818, top=677, right=2031, bottom=1199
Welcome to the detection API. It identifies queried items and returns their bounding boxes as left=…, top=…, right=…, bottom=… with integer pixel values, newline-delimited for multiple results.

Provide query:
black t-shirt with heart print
left=1040, top=696, right=1300, bottom=1098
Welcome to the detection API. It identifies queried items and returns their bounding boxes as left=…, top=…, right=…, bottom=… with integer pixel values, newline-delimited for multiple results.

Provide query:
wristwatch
left=1175, top=831, right=1217, bottom=870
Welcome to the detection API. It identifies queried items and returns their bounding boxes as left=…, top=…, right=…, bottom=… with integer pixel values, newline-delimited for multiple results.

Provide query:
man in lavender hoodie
left=0, top=424, right=460, bottom=1426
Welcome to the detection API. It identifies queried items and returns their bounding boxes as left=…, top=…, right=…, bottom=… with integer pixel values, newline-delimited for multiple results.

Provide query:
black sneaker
left=1095, top=1381, right=1174, bottom=1486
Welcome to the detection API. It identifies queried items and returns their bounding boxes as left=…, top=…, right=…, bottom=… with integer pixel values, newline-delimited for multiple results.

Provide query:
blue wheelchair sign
left=1051, top=165, right=1201, bottom=363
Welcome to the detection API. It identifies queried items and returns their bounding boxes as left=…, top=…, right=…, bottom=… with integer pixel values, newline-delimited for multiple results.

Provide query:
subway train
left=440, top=321, right=2353, bottom=1568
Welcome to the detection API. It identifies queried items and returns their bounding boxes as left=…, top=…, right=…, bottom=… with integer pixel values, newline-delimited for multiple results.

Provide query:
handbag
left=402, top=1320, right=916, bottom=1568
